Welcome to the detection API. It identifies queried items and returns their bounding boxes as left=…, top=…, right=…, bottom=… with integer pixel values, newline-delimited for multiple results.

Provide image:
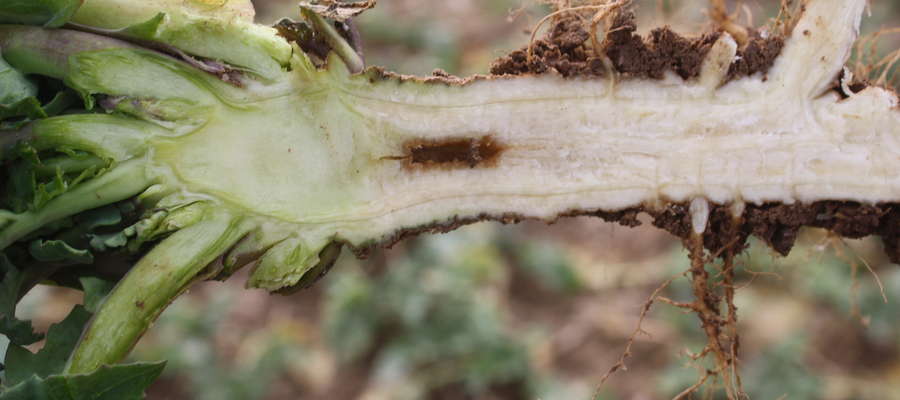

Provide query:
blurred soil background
left=16, top=0, right=900, bottom=399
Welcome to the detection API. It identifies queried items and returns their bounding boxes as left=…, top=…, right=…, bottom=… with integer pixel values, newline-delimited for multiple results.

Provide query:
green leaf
left=5, top=158, right=37, bottom=213
left=0, top=0, right=83, bottom=28
left=39, top=91, right=77, bottom=118
left=54, top=205, right=123, bottom=251
left=120, top=13, right=165, bottom=39
left=0, top=361, right=165, bottom=400
left=0, top=52, right=47, bottom=122
left=0, top=55, right=37, bottom=107
left=1, top=91, right=78, bottom=121
left=0, top=254, right=42, bottom=346
left=1, top=46, right=78, bottom=123
left=87, top=233, right=127, bottom=253
left=0, top=97, right=46, bottom=121
left=3, top=306, right=91, bottom=386
left=0, top=91, right=76, bottom=130
left=28, top=240, right=93, bottom=265
left=78, top=277, right=114, bottom=314
left=4, top=144, right=106, bottom=214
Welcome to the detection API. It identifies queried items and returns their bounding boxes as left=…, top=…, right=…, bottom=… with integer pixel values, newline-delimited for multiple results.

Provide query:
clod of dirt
left=833, top=69, right=870, bottom=98
left=491, top=16, right=607, bottom=78
left=491, top=11, right=785, bottom=82
left=604, top=13, right=721, bottom=80
left=726, top=30, right=785, bottom=81
left=641, top=201, right=896, bottom=261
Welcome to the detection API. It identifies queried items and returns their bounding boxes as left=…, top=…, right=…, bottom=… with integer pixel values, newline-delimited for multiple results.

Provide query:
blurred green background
left=17, top=0, right=900, bottom=398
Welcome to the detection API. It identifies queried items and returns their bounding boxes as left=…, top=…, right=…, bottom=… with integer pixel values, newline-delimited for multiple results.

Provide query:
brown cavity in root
left=388, top=135, right=506, bottom=170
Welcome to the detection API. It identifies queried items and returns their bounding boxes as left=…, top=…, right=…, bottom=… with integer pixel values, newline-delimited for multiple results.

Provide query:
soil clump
left=615, top=201, right=899, bottom=262
left=491, top=11, right=785, bottom=82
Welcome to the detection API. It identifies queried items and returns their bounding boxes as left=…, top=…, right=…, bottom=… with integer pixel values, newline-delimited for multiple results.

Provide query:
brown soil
left=353, top=201, right=900, bottom=264
left=833, top=68, right=871, bottom=98
left=726, top=30, right=785, bottom=81
left=490, top=12, right=784, bottom=82
left=628, top=201, right=896, bottom=261
left=491, top=16, right=608, bottom=78
left=603, top=13, right=721, bottom=80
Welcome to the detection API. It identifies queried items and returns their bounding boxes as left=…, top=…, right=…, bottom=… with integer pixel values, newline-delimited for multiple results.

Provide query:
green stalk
left=33, top=154, right=106, bottom=177
left=0, top=24, right=141, bottom=78
left=66, top=212, right=250, bottom=374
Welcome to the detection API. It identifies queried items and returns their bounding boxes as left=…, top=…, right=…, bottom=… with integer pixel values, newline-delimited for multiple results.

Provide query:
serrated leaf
left=0, top=314, right=42, bottom=347
left=2, top=91, right=78, bottom=122
left=0, top=255, right=42, bottom=346
left=78, top=206, right=122, bottom=232
left=31, top=169, right=71, bottom=212
left=1, top=43, right=75, bottom=126
left=0, top=98, right=47, bottom=121
left=78, top=277, right=114, bottom=314
left=4, top=157, right=37, bottom=214
left=3, top=306, right=91, bottom=386
left=0, top=0, right=83, bottom=28
left=87, top=233, right=127, bottom=253
left=1, top=51, right=76, bottom=124
left=52, top=204, right=122, bottom=247
left=0, top=56, right=37, bottom=109
left=4, top=145, right=106, bottom=214
left=28, top=241, right=93, bottom=265
left=39, top=91, right=77, bottom=118
left=0, top=361, right=165, bottom=400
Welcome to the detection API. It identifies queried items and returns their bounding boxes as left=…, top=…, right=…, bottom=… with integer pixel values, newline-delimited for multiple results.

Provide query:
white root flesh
left=292, top=0, right=896, bottom=245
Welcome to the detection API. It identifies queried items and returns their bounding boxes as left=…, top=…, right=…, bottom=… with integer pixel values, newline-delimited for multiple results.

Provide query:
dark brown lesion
left=387, top=135, right=505, bottom=170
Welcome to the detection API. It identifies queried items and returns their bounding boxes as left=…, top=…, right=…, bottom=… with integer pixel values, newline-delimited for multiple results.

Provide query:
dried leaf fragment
left=298, top=0, right=376, bottom=22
